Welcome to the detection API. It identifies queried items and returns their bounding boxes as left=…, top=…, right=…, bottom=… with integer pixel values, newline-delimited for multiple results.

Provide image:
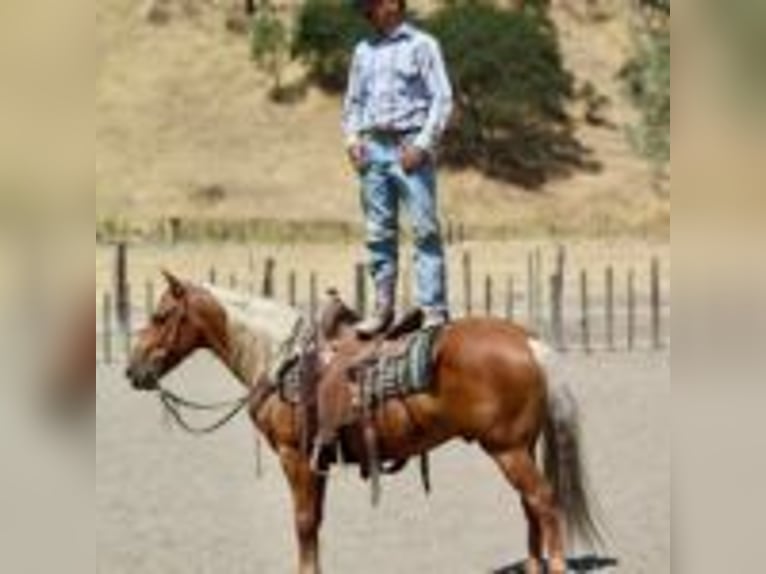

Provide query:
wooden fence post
left=288, top=271, right=298, bottom=307
left=628, top=269, right=636, bottom=351
left=485, top=276, right=493, bottom=317
left=551, top=273, right=565, bottom=352
left=606, top=266, right=615, bottom=352
left=262, top=258, right=276, bottom=298
left=102, top=292, right=112, bottom=365
left=115, top=242, right=129, bottom=330
left=651, top=257, right=663, bottom=350
left=463, top=251, right=473, bottom=317
left=580, top=270, right=591, bottom=354
left=552, top=245, right=566, bottom=349
left=169, top=217, right=181, bottom=244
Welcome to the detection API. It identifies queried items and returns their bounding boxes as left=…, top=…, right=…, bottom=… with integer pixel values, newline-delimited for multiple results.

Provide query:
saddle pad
left=275, top=326, right=443, bottom=407
left=358, top=326, right=442, bottom=405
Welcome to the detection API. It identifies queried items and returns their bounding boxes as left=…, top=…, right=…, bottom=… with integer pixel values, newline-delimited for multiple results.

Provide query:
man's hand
left=400, top=145, right=428, bottom=173
left=347, top=143, right=367, bottom=173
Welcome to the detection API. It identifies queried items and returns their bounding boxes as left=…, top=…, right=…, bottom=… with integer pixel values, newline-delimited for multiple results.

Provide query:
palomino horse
left=126, top=272, right=601, bottom=574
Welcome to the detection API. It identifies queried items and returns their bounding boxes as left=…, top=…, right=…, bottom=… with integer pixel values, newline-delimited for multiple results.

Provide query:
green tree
left=429, top=1, right=580, bottom=185
left=291, top=0, right=588, bottom=186
left=251, top=1, right=289, bottom=99
left=292, top=0, right=369, bottom=93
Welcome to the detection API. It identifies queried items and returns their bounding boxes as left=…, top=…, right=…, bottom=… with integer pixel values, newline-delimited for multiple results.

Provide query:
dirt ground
left=97, top=351, right=670, bottom=574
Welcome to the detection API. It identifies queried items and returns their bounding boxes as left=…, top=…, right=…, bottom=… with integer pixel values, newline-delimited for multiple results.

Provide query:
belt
left=363, top=127, right=420, bottom=142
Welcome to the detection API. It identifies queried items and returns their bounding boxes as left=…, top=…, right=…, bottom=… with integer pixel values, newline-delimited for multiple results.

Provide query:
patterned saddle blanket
left=275, top=325, right=443, bottom=409
left=350, top=326, right=442, bottom=407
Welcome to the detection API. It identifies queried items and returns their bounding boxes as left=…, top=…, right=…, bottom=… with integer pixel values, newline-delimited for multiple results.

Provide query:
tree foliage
left=622, top=30, right=670, bottom=169
left=427, top=1, right=578, bottom=184
left=291, top=0, right=589, bottom=186
left=250, top=1, right=289, bottom=98
left=292, top=0, right=370, bottom=93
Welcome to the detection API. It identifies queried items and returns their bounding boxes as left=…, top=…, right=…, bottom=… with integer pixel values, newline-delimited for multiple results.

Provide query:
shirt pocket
left=395, top=59, right=422, bottom=97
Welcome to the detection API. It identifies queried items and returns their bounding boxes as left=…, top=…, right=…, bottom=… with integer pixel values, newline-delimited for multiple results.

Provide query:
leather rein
left=156, top=315, right=310, bottom=436
left=158, top=384, right=252, bottom=436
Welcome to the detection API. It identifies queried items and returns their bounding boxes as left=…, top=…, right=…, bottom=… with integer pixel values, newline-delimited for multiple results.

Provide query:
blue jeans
left=358, top=136, right=448, bottom=314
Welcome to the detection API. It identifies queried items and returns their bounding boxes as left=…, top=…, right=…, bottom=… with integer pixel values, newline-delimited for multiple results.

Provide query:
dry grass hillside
left=96, top=0, right=669, bottom=238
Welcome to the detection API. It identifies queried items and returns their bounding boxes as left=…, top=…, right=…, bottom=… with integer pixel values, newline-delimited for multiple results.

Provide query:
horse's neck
left=202, top=285, right=299, bottom=388
left=221, top=313, right=274, bottom=388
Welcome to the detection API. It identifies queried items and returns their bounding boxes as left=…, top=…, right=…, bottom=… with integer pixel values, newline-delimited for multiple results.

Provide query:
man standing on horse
left=344, top=0, right=454, bottom=337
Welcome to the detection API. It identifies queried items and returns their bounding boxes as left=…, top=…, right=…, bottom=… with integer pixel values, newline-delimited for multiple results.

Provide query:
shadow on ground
left=492, top=555, right=619, bottom=573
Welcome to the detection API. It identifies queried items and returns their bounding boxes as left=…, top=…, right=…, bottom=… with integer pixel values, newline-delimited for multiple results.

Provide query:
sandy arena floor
left=97, top=351, right=669, bottom=574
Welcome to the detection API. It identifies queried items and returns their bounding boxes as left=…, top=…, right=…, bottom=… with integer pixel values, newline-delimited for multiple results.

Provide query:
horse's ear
left=162, top=269, right=187, bottom=299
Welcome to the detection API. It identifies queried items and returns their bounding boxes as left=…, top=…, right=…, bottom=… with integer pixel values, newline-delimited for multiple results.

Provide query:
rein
left=158, top=384, right=252, bottom=436
left=155, top=314, right=309, bottom=436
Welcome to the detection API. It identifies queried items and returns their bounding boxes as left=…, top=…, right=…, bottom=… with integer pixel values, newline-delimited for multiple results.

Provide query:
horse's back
left=437, top=317, right=543, bottom=382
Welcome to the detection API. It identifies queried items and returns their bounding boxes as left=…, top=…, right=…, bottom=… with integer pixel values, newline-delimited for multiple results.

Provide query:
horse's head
left=126, top=271, right=227, bottom=391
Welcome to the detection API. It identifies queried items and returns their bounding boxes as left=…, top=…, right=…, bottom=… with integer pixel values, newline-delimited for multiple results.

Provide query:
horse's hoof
left=524, top=559, right=542, bottom=574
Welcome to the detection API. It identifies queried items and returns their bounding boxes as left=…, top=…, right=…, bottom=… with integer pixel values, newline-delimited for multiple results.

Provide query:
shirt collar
left=373, top=21, right=414, bottom=44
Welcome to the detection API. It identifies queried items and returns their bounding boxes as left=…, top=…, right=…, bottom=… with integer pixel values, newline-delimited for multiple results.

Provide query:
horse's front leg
left=279, top=446, right=327, bottom=574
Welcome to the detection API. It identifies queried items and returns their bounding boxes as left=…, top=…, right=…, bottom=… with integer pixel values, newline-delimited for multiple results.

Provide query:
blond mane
left=202, top=284, right=303, bottom=386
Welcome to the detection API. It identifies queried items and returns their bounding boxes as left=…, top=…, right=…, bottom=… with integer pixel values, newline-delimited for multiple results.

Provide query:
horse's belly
left=371, top=396, right=452, bottom=460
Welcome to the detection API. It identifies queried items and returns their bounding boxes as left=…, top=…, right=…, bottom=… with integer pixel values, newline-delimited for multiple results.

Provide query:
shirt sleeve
left=342, top=44, right=365, bottom=149
left=412, top=37, right=454, bottom=155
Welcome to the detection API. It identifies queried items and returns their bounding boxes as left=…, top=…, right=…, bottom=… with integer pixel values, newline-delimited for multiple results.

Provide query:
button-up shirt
left=342, top=22, right=454, bottom=154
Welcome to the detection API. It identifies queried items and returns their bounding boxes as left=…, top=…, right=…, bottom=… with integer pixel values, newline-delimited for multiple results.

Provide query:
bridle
left=153, top=309, right=311, bottom=436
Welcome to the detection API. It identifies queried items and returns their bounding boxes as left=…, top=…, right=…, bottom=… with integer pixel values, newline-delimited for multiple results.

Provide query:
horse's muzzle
left=126, top=362, right=160, bottom=391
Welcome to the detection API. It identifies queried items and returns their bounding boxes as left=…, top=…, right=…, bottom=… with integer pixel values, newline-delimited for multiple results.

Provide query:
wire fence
left=97, top=241, right=670, bottom=365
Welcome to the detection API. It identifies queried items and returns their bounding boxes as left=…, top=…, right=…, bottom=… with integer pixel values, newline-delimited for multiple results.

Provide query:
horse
left=126, top=271, right=602, bottom=574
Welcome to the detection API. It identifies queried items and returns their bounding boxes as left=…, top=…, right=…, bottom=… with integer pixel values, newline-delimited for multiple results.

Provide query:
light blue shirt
left=342, top=22, right=454, bottom=154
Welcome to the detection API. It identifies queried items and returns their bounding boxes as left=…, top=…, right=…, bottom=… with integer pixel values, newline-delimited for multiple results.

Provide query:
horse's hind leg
left=522, top=499, right=543, bottom=574
left=489, top=448, right=567, bottom=574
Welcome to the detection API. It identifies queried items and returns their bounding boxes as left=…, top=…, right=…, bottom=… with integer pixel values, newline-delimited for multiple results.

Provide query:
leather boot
left=355, top=305, right=395, bottom=339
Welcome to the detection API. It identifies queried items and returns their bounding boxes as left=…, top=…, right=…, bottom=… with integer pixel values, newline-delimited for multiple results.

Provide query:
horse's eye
left=152, top=312, right=168, bottom=325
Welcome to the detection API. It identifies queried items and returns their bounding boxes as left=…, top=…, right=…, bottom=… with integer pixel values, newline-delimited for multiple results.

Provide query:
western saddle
left=273, top=291, right=439, bottom=504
